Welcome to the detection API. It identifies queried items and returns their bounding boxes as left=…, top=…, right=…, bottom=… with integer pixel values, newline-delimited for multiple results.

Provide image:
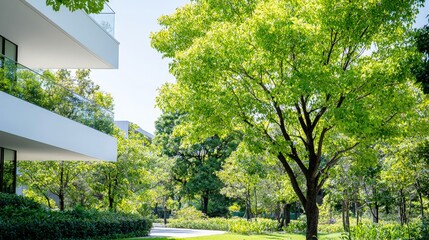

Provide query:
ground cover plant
left=0, top=193, right=152, bottom=240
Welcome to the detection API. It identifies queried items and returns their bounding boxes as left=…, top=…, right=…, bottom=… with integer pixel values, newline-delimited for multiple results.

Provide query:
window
left=0, top=35, right=18, bottom=82
left=0, top=148, right=17, bottom=194
left=0, top=35, right=18, bottom=61
left=4, top=39, right=17, bottom=61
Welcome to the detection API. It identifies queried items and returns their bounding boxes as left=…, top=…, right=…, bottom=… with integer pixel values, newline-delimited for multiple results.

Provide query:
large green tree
left=152, top=0, right=425, bottom=238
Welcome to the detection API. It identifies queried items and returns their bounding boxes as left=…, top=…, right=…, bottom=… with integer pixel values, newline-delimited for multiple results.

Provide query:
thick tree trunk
left=163, top=203, right=168, bottom=225
left=355, top=201, right=360, bottom=225
left=254, top=187, right=258, bottom=219
left=59, top=162, right=65, bottom=211
left=202, top=195, right=209, bottom=215
left=154, top=203, right=159, bottom=218
left=399, top=189, right=407, bottom=225
left=245, top=189, right=253, bottom=220
left=342, top=198, right=350, bottom=232
left=369, top=200, right=379, bottom=223
left=276, top=201, right=281, bottom=226
left=305, top=183, right=319, bottom=240
left=108, top=196, right=114, bottom=211
left=278, top=202, right=291, bottom=229
left=373, top=202, right=379, bottom=223
left=178, top=196, right=182, bottom=210
left=285, top=203, right=291, bottom=226
left=416, top=181, right=424, bottom=218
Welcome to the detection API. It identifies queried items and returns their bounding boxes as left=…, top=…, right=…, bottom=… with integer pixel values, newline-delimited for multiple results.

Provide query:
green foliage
left=0, top=193, right=41, bottom=210
left=174, top=206, right=206, bottom=220
left=414, top=21, right=429, bottom=93
left=45, top=0, right=108, bottom=14
left=284, top=220, right=307, bottom=233
left=168, top=217, right=278, bottom=234
left=152, top=0, right=425, bottom=236
left=0, top=67, right=114, bottom=134
left=0, top=197, right=152, bottom=240
left=168, top=218, right=229, bottom=231
left=229, top=218, right=278, bottom=234
left=154, top=112, right=240, bottom=216
left=341, top=222, right=422, bottom=240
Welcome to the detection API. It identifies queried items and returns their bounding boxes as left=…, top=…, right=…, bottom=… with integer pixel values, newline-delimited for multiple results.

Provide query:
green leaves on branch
left=45, top=0, right=108, bottom=14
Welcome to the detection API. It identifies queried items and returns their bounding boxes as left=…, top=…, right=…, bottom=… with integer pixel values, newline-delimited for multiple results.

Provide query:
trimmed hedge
left=0, top=193, right=152, bottom=240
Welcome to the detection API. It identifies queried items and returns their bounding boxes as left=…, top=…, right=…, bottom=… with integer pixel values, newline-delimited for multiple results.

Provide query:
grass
left=122, top=232, right=343, bottom=240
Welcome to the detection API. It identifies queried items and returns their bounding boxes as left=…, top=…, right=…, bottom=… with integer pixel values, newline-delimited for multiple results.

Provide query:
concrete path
left=148, top=227, right=226, bottom=238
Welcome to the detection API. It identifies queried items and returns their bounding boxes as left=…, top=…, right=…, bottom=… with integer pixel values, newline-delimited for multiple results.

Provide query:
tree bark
left=245, top=188, right=253, bottom=220
left=59, top=161, right=65, bottom=211
left=342, top=198, right=350, bottom=232
left=202, top=195, right=209, bottom=215
left=254, top=187, right=258, bottom=219
left=416, top=181, right=424, bottom=218
left=285, top=203, right=291, bottom=226
left=399, top=189, right=407, bottom=225
left=418, top=190, right=424, bottom=218
left=276, top=201, right=281, bottom=226
left=305, top=182, right=319, bottom=240
left=163, top=202, right=168, bottom=225
left=372, top=202, right=379, bottom=223
left=355, top=201, right=360, bottom=225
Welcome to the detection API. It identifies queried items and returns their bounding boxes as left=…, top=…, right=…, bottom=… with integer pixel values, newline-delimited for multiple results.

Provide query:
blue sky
left=92, top=0, right=428, bottom=134
left=92, top=0, right=189, bottom=134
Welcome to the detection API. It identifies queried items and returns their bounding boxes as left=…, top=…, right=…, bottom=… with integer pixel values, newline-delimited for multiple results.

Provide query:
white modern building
left=0, top=0, right=119, bottom=193
left=115, top=121, right=154, bottom=141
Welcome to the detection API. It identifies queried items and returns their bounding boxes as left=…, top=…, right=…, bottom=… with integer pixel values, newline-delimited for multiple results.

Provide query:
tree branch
left=278, top=152, right=306, bottom=206
left=321, top=142, right=359, bottom=174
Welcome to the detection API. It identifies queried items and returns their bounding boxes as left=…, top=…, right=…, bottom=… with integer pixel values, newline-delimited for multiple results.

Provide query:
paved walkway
left=148, top=227, right=226, bottom=238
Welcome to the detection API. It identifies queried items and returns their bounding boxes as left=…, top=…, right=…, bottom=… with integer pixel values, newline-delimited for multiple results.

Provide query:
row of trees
left=14, top=59, right=429, bottom=239
left=14, top=1, right=429, bottom=240
left=150, top=0, right=429, bottom=239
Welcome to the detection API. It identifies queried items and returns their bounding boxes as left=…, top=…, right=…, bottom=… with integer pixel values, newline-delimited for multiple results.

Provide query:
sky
left=91, top=0, right=429, bottom=135
left=91, top=0, right=190, bottom=134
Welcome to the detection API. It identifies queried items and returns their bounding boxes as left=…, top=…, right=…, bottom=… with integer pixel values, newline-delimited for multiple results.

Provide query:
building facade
left=0, top=0, right=119, bottom=194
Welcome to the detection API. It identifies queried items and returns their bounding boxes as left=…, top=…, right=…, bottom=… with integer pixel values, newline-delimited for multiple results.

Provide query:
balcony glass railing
left=0, top=54, right=114, bottom=135
left=89, top=4, right=115, bottom=37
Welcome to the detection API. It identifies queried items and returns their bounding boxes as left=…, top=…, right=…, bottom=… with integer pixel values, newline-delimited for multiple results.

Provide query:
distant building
left=115, top=121, right=154, bottom=141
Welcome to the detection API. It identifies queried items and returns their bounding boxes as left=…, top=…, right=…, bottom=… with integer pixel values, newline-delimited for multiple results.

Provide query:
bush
left=174, top=206, right=206, bottom=220
left=341, top=221, right=422, bottom=240
left=284, top=220, right=307, bottom=233
left=318, top=221, right=344, bottom=233
left=0, top=192, right=41, bottom=210
left=0, top=194, right=152, bottom=240
left=168, top=217, right=277, bottom=234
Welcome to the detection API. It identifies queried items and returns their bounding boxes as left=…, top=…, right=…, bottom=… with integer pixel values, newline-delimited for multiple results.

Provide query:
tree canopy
left=152, top=0, right=426, bottom=238
left=45, top=0, right=108, bottom=14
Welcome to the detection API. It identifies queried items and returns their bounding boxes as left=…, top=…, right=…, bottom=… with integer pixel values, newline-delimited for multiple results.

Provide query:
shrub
left=341, top=221, right=422, bottom=240
left=318, top=221, right=344, bottom=233
left=0, top=194, right=152, bottom=240
left=0, top=192, right=41, bottom=210
left=284, top=220, right=307, bottom=233
left=174, top=206, right=206, bottom=220
left=168, top=217, right=277, bottom=234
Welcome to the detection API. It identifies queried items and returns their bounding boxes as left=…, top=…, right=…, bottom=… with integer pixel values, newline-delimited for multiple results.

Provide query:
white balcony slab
left=0, top=0, right=119, bottom=69
left=0, top=92, right=117, bottom=161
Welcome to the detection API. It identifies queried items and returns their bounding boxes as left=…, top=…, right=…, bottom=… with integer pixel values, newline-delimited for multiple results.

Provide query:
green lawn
left=123, top=232, right=343, bottom=240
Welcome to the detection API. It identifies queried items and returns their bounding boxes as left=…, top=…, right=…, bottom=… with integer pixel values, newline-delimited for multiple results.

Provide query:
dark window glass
left=0, top=148, right=17, bottom=194
left=4, top=40, right=17, bottom=61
